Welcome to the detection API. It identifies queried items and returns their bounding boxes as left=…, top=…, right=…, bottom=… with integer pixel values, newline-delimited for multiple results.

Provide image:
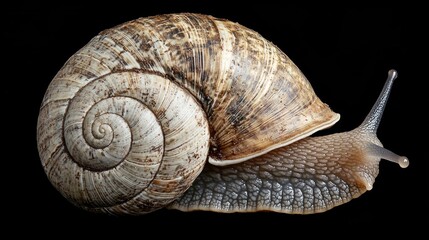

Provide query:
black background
left=4, top=2, right=426, bottom=237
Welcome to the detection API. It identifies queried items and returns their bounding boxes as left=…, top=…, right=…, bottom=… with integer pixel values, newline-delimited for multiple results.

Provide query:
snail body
left=37, top=13, right=408, bottom=215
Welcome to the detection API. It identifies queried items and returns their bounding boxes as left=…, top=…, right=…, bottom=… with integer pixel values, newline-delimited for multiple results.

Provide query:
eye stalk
left=358, top=69, right=409, bottom=168
left=367, top=143, right=409, bottom=168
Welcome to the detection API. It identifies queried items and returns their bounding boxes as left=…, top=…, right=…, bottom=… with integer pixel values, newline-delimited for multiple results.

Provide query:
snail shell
left=37, top=13, right=339, bottom=214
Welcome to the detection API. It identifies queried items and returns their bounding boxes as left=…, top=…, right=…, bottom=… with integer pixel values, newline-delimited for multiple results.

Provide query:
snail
left=37, top=13, right=408, bottom=215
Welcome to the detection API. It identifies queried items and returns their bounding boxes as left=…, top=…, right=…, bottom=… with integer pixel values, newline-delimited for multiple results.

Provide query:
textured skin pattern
left=171, top=130, right=380, bottom=214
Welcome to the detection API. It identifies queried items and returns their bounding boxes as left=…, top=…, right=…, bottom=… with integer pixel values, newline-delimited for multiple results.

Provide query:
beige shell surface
left=82, top=13, right=338, bottom=164
left=37, top=13, right=339, bottom=213
left=98, top=13, right=338, bottom=164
